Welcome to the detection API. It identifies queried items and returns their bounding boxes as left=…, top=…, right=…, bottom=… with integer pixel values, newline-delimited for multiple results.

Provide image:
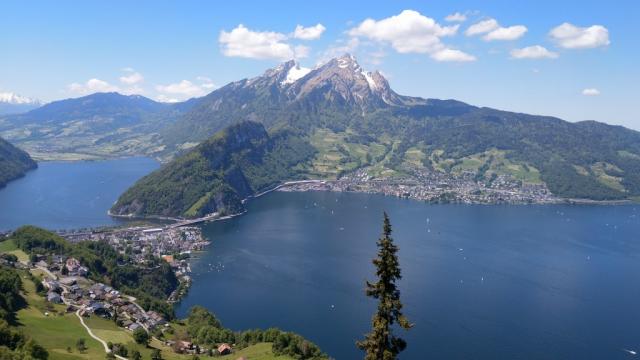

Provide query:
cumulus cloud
left=317, top=37, right=360, bottom=65
left=119, top=71, right=144, bottom=85
left=510, top=45, right=558, bottom=59
left=68, top=78, right=119, bottom=95
left=582, top=88, right=600, bottom=96
left=196, top=76, right=216, bottom=90
left=445, top=12, right=467, bottom=22
left=293, top=45, right=310, bottom=58
left=465, top=19, right=498, bottom=36
left=432, top=48, right=476, bottom=62
left=219, top=24, right=295, bottom=60
left=155, top=77, right=218, bottom=102
left=550, top=23, right=610, bottom=49
left=347, top=10, right=474, bottom=62
left=466, top=18, right=527, bottom=41
left=484, top=25, right=527, bottom=41
left=156, top=80, right=206, bottom=98
left=293, top=24, right=326, bottom=40
left=156, top=94, right=180, bottom=103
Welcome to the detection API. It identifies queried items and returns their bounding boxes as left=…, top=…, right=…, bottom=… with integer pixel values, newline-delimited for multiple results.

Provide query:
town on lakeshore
left=278, top=168, right=558, bottom=205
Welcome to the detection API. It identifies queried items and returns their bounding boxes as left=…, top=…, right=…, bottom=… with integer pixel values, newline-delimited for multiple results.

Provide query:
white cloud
left=293, top=24, right=326, bottom=40
left=155, top=78, right=217, bottom=101
left=550, top=23, right=610, bottom=49
left=445, top=12, right=467, bottom=22
left=156, top=80, right=206, bottom=98
left=466, top=19, right=527, bottom=41
left=294, top=45, right=310, bottom=58
left=156, top=94, right=180, bottom=103
left=510, top=45, right=558, bottom=59
left=465, top=18, right=498, bottom=36
left=484, top=25, right=527, bottom=41
left=119, top=71, right=144, bottom=85
left=317, top=37, right=360, bottom=65
left=431, top=48, right=476, bottom=62
left=582, top=88, right=600, bottom=96
left=68, top=78, right=119, bottom=95
left=219, top=24, right=294, bottom=60
left=347, top=10, right=474, bottom=62
left=197, top=76, right=217, bottom=90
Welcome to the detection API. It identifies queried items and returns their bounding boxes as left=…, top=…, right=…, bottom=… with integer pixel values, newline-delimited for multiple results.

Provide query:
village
left=279, top=167, right=560, bottom=204
left=57, top=225, right=210, bottom=302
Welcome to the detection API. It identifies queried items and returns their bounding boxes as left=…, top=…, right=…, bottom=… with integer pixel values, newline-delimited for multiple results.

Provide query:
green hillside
left=0, top=136, right=36, bottom=187
left=111, top=121, right=315, bottom=218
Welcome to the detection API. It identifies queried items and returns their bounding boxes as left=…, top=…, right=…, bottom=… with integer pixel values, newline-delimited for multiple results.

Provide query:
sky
left=1, top=0, right=638, bottom=129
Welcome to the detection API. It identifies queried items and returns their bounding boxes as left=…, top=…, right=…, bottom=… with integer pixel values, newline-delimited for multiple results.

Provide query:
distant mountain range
left=0, top=92, right=199, bottom=160
left=0, top=136, right=36, bottom=187
left=110, top=54, right=640, bottom=217
left=0, top=92, right=42, bottom=115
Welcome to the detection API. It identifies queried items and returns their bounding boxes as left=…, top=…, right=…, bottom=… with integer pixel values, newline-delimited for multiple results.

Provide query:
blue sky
left=1, top=0, right=638, bottom=129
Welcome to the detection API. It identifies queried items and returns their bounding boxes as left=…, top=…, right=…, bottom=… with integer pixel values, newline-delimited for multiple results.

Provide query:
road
left=75, top=310, right=127, bottom=360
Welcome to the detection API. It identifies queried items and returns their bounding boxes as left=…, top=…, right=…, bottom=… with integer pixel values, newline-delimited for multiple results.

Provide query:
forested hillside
left=111, top=121, right=315, bottom=218
left=0, top=136, right=36, bottom=187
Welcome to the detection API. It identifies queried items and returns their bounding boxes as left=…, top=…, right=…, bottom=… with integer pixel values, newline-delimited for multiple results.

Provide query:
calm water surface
left=0, top=157, right=158, bottom=231
left=177, top=191, right=640, bottom=360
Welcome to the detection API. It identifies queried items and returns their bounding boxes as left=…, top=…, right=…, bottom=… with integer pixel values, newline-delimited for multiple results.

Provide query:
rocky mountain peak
left=284, top=54, right=402, bottom=107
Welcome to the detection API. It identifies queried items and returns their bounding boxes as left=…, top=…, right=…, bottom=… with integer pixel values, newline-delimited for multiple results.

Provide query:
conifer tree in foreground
left=357, top=212, right=412, bottom=360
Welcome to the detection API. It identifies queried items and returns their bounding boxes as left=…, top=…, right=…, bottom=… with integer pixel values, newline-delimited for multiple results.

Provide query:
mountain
left=151, top=55, right=640, bottom=202
left=0, top=92, right=199, bottom=160
left=161, top=54, right=413, bottom=149
left=111, top=121, right=314, bottom=218
left=0, top=92, right=42, bottom=115
left=0, top=136, right=36, bottom=187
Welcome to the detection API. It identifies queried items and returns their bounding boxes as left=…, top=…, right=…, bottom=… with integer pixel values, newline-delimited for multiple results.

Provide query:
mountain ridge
left=0, top=92, right=200, bottom=160
left=114, top=54, right=640, bottom=215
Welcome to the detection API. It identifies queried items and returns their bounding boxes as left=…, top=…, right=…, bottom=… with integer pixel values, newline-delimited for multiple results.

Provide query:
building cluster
left=280, top=167, right=559, bottom=204
left=58, top=226, right=208, bottom=302
left=35, top=255, right=168, bottom=333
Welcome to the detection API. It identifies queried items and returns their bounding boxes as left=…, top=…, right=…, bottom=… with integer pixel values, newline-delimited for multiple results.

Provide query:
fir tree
left=357, top=212, right=412, bottom=359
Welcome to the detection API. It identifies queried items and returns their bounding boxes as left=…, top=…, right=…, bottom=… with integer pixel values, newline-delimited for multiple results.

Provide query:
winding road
left=75, top=310, right=127, bottom=360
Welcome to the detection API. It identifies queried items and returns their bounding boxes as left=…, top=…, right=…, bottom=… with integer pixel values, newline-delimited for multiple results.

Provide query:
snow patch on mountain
left=282, top=64, right=311, bottom=85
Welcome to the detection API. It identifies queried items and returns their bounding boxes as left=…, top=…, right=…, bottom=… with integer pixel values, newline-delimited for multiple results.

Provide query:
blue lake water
left=176, top=191, right=640, bottom=360
left=0, top=157, right=158, bottom=231
left=2, top=158, right=639, bottom=359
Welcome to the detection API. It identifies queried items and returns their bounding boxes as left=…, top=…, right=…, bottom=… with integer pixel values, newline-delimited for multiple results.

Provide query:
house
left=65, top=258, right=89, bottom=276
left=43, top=279, right=61, bottom=292
left=217, top=343, right=232, bottom=355
left=47, top=292, right=63, bottom=304
left=128, top=322, right=142, bottom=331
left=59, top=277, right=77, bottom=286
left=51, top=255, right=67, bottom=264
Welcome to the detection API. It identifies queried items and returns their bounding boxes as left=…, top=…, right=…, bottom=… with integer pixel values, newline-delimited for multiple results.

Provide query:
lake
left=0, top=157, right=158, bottom=231
left=2, top=159, right=639, bottom=359
left=176, top=191, right=640, bottom=360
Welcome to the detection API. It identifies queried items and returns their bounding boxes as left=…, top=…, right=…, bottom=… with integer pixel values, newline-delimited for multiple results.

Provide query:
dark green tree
left=75, top=338, right=87, bottom=353
left=131, top=349, right=142, bottom=360
left=150, top=348, right=163, bottom=360
left=356, top=213, right=412, bottom=360
left=133, top=327, right=150, bottom=346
